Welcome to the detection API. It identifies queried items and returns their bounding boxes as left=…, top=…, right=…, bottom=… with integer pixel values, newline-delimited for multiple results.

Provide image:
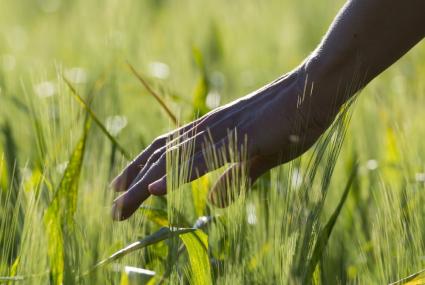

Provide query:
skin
left=111, top=0, right=425, bottom=221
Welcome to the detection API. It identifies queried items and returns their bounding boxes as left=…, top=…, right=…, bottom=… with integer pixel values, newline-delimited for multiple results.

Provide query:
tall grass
left=0, top=0, right=424, bottom=284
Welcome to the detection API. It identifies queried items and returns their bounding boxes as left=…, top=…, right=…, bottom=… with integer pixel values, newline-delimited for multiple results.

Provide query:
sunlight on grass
left=0, top=0, right=424, bottom=284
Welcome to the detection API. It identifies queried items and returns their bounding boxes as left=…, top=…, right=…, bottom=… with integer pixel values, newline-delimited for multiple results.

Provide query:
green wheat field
left=1, top=0, right=425, bottom=284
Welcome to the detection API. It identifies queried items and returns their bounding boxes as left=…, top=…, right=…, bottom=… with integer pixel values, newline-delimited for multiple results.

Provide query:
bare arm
left=306, top=0, right=425, bottom=117
left=314, top=0, right=425, bottom=79
left=111, top=0, right=425, bottom=220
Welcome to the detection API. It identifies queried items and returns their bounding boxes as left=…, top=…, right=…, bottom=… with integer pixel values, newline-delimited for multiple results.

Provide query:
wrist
left=302, top=51, right=362, bottom=107
left=290, top=53, right=356, bottom=131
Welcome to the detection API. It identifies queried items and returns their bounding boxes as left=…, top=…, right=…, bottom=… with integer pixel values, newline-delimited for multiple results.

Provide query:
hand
left=111, top=66, right=334, bottom=220
left=110, top=0, right=425, bottom=221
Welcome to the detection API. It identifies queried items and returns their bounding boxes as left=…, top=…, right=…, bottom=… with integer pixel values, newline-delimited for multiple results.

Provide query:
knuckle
left=158, top=152, right=167, bottom=164
left=152, top=148, right=163, bottom=158
left=149, top=153, right=166, bottom=171
left=152, top=136, right=167, bottom=148
left=146, top=148, right=164, bottom=166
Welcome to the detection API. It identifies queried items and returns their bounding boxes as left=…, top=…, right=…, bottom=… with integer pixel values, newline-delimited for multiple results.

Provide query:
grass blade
left=43, top=119, right=90, bottom=285
left=191, top=47, right=210, bottom=119
left=1, top=120, right=20, bottom=189
left=139, top=206, right=169, bottom=226
left=303, top=162, right=358, bottom=283
left=389, top=269, right=425, bottom=285
left=89, top=227, right=196, bottom=273
left=179, top=230, right=212, bottom=285
left=0, top=121, right=23, bottom=264
left=62, top=76, right=131, bottom=160
left=157, top=215, right=218, bottom=284
left=126, top=62, right=178, bottom=126
left=24, top=84, right=48, bottom=167
left=191, top=176, right=209, bottom=217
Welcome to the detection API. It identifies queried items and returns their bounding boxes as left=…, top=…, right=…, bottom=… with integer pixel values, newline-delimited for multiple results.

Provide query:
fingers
left=112, top=178, right=152, bottom=221
left=112, top=153, right=167, bottom=220
left=110, top=110, right=226, bottom=192
left=112, top=148, right=210, bottom=220
left=124, top=114, right=239, bottom=192
left=110, top=119, right=203, bottom=192
left=110, top=137, right=165, bottom=192
left=112, top=134, right=243, bottom=220
left=124, top=129, right=214, bottom=196
left=148, top=149, right=213, bottom=196
left=148, top=131, right=253, bottom=196
left=208, top=155, right=280, bottom=208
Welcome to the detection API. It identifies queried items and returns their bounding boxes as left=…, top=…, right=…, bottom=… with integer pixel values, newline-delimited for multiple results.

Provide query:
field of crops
left=1, top=0, right=425, bottom=284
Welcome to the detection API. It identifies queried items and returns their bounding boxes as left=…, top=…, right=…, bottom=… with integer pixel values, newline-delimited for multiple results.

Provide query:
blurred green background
left=0, top=0, right=424, bottom=284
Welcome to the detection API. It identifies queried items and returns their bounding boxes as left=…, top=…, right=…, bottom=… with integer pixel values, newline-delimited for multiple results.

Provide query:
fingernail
left=148, top=178, right=166, bottom=195
left=110, top=176, right=123, bottom=191
left=111, top=200, right=125, bottom=221
left=111, top=202, right=120, bottom=220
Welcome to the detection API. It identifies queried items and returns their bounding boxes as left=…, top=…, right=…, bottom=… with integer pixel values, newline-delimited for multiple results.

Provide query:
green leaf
left=43, top=119, right=90, bottom=285
left=180, top=230, right=212, bottom=285
left=139, top=203, right=192, bottom=228
left=43, top=213, right=64, bottom=285
left=88, top=227, right=196, bottom=273
left=8, top=256, right=20, bottom=285
left=139, top=206, right=169, bottom=226
left=191, top=176, right=210, bottom=217
left=389, top=269, right=425, bottom=285
left=119, top=271, right=130, bottom=285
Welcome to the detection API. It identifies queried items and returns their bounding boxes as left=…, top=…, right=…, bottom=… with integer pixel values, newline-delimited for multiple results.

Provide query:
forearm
left=302, top=0, right=425, bottom=118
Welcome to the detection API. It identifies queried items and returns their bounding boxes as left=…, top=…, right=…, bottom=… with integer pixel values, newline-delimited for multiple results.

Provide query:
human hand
left=111, top=66, right=334, bottom=220
left=107, top=0, right=424, bottom=221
